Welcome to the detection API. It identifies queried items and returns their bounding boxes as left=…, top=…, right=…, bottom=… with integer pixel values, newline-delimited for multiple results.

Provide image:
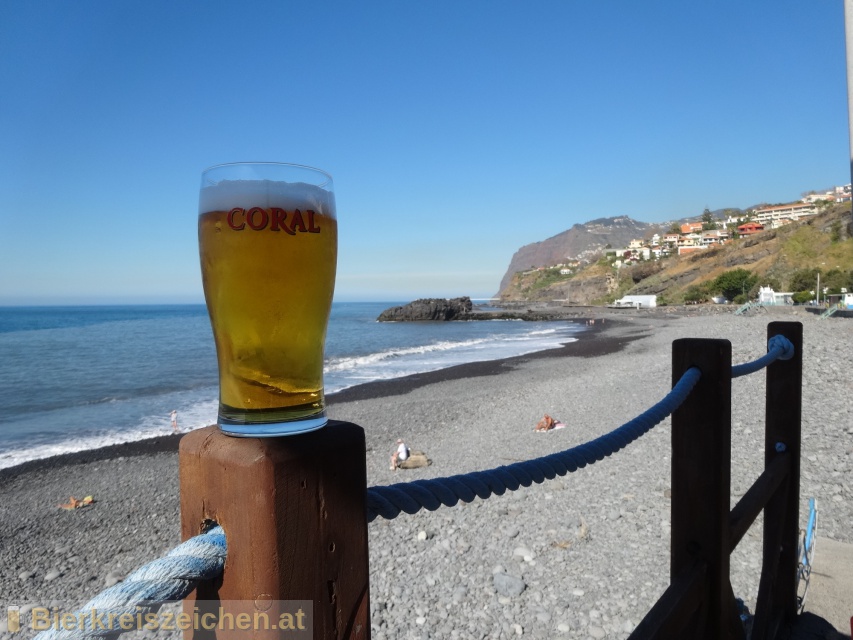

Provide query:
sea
left=0, top=302, right=584, bottom=470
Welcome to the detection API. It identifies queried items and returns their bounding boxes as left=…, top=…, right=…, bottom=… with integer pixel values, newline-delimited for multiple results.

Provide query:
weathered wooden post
left=631, top=324, right=805, bottom=639
left=670, top=337, right=743, bottom=640
left=752, top=321, right=803, bottom=639
left=179, top=421, right=370, bottom=639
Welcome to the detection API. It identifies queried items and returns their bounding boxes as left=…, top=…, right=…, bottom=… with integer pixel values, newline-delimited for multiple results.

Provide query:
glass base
left=218, top=413, right=328, bottom=437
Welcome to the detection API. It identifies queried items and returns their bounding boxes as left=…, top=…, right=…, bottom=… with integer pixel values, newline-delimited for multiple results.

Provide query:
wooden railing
left=178, top=321, right=802, bottom=640
left=630, top=321, right=802, bottom=640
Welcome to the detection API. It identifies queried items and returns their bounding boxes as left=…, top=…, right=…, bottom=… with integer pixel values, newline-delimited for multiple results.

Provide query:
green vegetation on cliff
left=499, top=205, right=852, bottom=305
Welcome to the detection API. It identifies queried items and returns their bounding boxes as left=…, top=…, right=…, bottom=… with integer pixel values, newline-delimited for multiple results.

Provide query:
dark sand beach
left=1, top=307, right=850, bottom=639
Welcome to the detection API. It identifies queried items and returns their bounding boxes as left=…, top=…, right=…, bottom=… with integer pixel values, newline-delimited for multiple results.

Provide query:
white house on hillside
left=752, top=202, right=818, bottom=225
left=614, top=294, right=657, bottom=308
left=757, top=286, right=793, bottom=306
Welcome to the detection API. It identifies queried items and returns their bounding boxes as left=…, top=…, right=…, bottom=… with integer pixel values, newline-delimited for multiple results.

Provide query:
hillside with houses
left=498, top=184, right=853, bottom=306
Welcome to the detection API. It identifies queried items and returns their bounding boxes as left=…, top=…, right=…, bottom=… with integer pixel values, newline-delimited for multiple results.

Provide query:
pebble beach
left=0, top=307, right=850, bottom=639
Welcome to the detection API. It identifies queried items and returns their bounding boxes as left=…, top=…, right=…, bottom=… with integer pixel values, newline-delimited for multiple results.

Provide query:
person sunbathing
left=535, top=414, right=566, bottom=431
left=390, top=438, right=410, bottom=470
left=535, top=414, right=556, bottom=431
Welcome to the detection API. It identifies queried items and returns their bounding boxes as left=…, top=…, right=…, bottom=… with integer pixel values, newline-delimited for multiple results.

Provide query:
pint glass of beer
left=198, top=162, right=337, bottom=436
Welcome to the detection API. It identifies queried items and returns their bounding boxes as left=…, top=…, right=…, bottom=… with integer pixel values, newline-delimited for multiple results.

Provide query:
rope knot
left=768, top=335, right=795, bottom=361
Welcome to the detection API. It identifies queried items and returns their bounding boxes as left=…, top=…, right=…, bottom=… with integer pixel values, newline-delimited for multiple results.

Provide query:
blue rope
left=366, top=335, right=795, bottom=522
left=366, top=367, right=702, bottom=522
left=33, top=526, right=226, bottom=640
left=731, top=334, right=794, bottom=378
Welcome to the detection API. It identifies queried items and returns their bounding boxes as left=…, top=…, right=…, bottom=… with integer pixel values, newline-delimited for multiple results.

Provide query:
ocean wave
left=325, top=337, right=494, bottom=372
left=0, top=394, right=218, bottom=470
left=324, top=330, right=578, bottom=395
left=325, top=328, right=572, bottom=374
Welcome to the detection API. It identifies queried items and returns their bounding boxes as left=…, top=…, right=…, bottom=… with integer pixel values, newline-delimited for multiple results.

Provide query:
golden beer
left=198, top=163, right=337, bottom=436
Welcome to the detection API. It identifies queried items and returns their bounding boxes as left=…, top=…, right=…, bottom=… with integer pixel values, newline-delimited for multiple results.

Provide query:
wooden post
left=671, top=338, right=743, bottom=640
left=179, top=421, right=370, bottom=640
left=752, top=322, right=803, bottom=639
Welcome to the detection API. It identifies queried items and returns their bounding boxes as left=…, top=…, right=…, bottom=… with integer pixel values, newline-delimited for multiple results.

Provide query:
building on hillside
left=757, top=286, right=794, bottom=306
left=768, top=217, right=794, bottom=230
left=801, top=192, right=833, bottom=205
left=726, top=213, right=746, bottom=225
left=800, top=184, right=851, bottom=205
left=663, top=233, right=680, bottom=245
left=737, top=222, right=764, bottom=235
left=628, top=239, right=644, bottom=249
left=678, top=233, right=702, bottom=247
left=752, top=202, right=817, bottom=225
left=680, top=222, right=703, bottom=234
left=701, top=230, right=729, bottom=245
left=613, top=294, right=657, bottom=308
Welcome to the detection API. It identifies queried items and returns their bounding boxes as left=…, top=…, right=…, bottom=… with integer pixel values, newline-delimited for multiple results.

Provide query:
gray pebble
left=451, top=586, right=468, bottom=603
left=512, top=546, right=535, bottom=561
left=104, top=571, right=124, bottom=587
left=493, top=572, right=526, bottom=597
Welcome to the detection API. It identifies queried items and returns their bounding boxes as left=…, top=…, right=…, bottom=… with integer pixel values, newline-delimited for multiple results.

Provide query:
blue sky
left=1, top=1, right=850, bottom=304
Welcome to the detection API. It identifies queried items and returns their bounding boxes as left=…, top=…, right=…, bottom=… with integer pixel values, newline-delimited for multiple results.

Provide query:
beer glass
left=198, top=162, right=337, bottom=436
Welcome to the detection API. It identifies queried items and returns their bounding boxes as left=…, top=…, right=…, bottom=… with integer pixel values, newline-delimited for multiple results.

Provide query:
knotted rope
left=34, top=526, right=226, bottom=640
left=366, top=334, right=795, bottom=521
left=731, top=333, right=794, bottom=378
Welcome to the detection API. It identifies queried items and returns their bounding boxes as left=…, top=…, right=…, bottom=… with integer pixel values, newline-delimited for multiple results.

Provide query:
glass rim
left=201, top=161, right=333, bottom=189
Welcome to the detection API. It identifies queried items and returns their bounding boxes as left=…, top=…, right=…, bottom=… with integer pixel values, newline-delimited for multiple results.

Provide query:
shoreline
left=0, top=303, right=816, bottom=479
left=0, top=302, right=810, bottom=478
left=0, top=316, right=642, bottom=479
left=326, top=316, right=640, bottom=402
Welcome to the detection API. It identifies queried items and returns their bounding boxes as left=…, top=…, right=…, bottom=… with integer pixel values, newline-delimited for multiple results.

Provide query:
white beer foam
left=199, top=179, right=336, bottom=218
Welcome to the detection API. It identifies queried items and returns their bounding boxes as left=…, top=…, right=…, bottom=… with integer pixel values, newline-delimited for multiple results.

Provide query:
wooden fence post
left=179, top=421, right=370, bottom=640
left=671, top=338, right=742, bottom=639
left=752, top=322, right=803, bottom=639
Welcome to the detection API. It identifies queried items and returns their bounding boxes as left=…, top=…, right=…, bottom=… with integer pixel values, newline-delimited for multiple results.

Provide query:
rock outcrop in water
left=377, top=297, right=473, bottom=321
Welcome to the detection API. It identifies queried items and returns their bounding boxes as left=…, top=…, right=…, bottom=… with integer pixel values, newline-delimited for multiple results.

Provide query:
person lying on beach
left=534, top=414, right=566, bottom=431
left=390, top=438, right=410, bottom=470
left=535, top=414, right=555, bottom=431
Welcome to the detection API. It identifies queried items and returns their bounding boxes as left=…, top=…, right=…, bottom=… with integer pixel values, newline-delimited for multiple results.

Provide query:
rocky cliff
left=500, top=264, right=617, bottom=305
left=497, top=216, right=659, bottom=294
